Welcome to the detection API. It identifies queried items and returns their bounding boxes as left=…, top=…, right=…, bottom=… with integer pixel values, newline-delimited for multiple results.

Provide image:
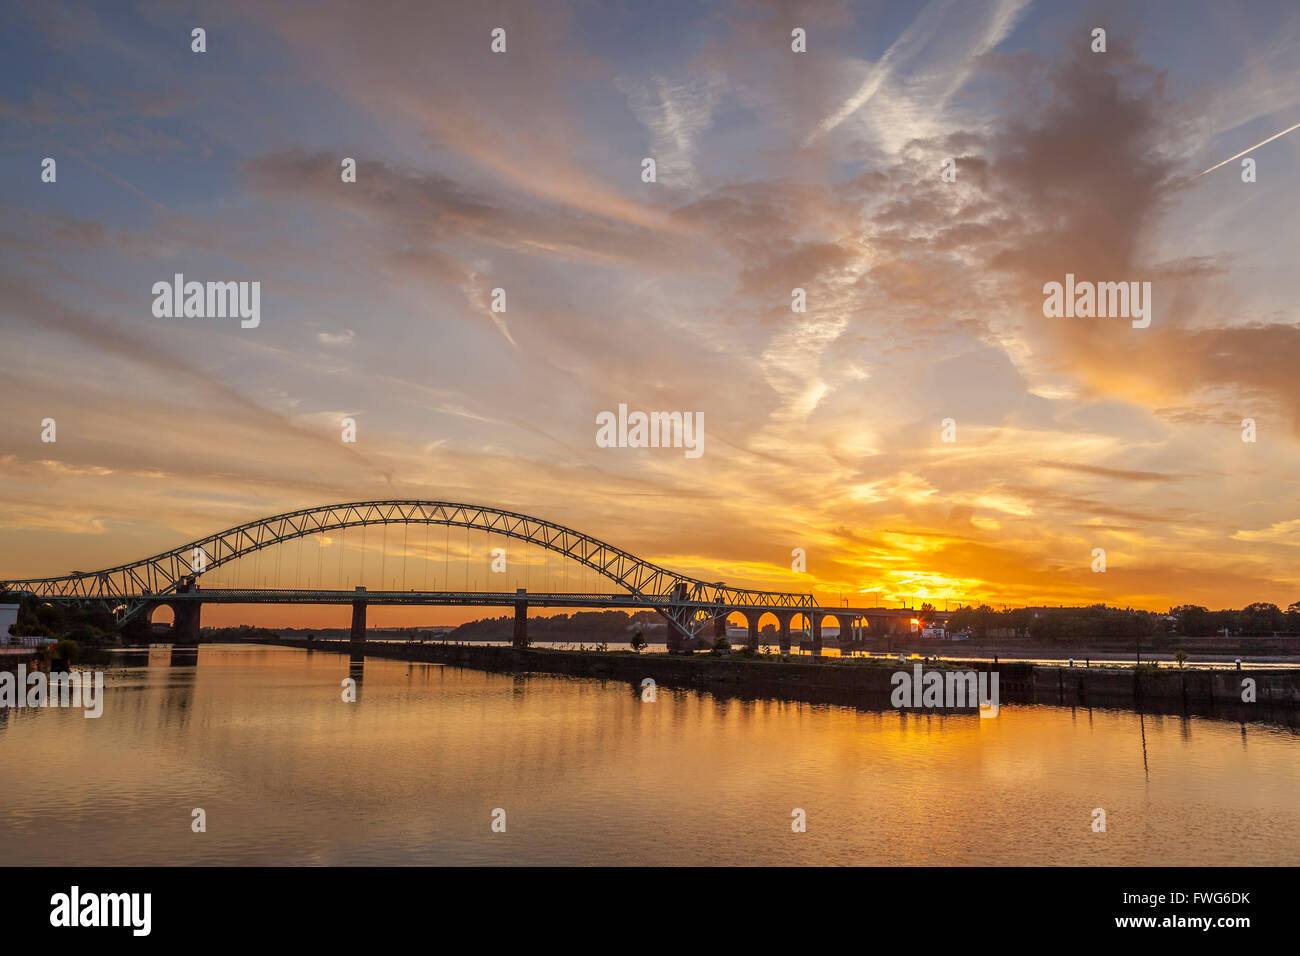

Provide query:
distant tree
left=1241, top=602, right=1284, bottom=635
left=630, top=630, right=647, bottom=654
left=1006, top=607, right=1032, bottom=637
left=970, top=605, right=996, bottom=639
left=1174, top=649, right=1188, bottom=669
left=1208, top=608, right=1237, bottom=636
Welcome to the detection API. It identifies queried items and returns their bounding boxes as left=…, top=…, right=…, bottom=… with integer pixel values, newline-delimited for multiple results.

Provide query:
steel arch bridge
left=0, top=500, right=817, bottom=639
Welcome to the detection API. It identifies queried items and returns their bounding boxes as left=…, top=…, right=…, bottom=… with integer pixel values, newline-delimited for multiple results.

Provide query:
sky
left=2, top=0, right=1299, bottom=627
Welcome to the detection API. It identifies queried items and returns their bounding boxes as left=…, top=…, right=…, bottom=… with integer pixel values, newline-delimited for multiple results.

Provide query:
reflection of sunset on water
left=2, top=646, right=1296, bottom=866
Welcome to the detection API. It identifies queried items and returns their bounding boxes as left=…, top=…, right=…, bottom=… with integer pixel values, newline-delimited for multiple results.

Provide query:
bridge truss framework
left=1, top=500, right=839, bottom=642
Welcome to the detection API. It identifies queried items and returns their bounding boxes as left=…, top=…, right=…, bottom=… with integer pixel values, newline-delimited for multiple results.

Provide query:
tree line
left=931, top=601, right=1300, bottom=641
left=444, top=609, right=664, bottom=644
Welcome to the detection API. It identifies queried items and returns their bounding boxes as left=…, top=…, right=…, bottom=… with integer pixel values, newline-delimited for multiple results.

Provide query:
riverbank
left=862, top=635, right=1300, bottom=665
left=241, top=637, right=1300, bottom=726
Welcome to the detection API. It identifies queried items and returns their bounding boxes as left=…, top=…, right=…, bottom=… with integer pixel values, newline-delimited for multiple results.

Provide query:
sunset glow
left=3, top=1, right=1299, bottom=623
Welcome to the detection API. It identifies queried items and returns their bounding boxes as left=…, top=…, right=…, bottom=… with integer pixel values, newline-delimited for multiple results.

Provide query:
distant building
left=0, top=604, right=18, bottom=644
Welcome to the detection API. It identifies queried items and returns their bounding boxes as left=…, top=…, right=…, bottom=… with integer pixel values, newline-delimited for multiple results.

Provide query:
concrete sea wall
left=243, top=637, right=1300, bottom=725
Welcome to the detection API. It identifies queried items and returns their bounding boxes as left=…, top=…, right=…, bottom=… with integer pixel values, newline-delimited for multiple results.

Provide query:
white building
left=0, top=603, right=18, bottom=644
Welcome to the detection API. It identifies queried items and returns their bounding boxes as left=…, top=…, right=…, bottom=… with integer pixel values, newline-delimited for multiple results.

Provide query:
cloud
left=618, top=71, right=723, bottom=192
left=1034, top=461, right=1189, bottom=482
left=5, top=1, right=1299, bottom=614
left=317, top=329, right=355, bottom=346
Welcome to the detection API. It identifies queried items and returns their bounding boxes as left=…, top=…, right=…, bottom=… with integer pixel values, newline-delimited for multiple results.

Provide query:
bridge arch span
left=1, top=501, right=814, bottom=636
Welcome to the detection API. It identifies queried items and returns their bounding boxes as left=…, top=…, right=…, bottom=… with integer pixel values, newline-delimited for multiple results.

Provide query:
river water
left=1, top=644, right=1296, bottom=865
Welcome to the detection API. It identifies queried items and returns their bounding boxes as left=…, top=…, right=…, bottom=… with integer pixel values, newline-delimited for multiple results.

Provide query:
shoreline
left=233, top=637, right=1300, bottom=727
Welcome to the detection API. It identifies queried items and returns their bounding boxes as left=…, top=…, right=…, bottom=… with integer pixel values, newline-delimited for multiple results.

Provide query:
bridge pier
left=811, top=616, right=822, bottom=658
left=350, top=587, right=367, bottom=646
left=833, top=613, right=858, bottom=652
left=664, top=582, right=691, bottom=654
left=172, top=601, right=202, bottom=645
left=776, top=611, right=792, bottom=656
left=666, top=622, right=692, bottom=654
left=513, top=590, right=528, bottom=648
left=171, top=575, right=202, bottom=645
left=863, top=611, right=899, bottom=638
left=745, top=611, right=760, bottom=653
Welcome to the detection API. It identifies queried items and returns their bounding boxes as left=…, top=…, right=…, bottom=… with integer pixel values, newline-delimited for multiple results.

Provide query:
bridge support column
left=171, top=575, right=202, bottom=645
left=776, top=611, right=792, bottom=656
left=863, top=612, right=884, bottom=645
left=812, top=616, right=822, bottom=658
left=835, top=614, right=858, bottom=653
left=172, top=601, right=202, bottom=645
left=350, top=587, right=367, bottom=646
left=664, top=583, right=690, bottom=654
left=681, top=622, right=696, bottom=654
left=745, top=612, right=760, bottom=653
left=513, top=590, right=528, bottom=648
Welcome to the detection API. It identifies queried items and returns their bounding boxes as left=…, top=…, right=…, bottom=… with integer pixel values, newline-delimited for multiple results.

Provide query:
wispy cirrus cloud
left=3, top=0, right=1299, bottom=617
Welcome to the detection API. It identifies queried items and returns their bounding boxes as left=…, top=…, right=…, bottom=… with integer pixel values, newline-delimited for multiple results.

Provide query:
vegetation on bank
left=444, top=609, right=665, bottom=645
left=2, top=595, right=125, bottom=645
left=440, top=603, right=1300, bottom=646
left=940, top=601, right=1300, bottom=640
left=202, top=624, right=289, bottom=643
left=0, top=594, right=136, bottom=665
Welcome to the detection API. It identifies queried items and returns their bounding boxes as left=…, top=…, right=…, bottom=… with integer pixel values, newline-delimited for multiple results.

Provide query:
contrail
left=1195, top=121, right=1300, bottom=178
left=68, top=149, right=172, bottom=212
left=801, top=0, right=948, bottom=147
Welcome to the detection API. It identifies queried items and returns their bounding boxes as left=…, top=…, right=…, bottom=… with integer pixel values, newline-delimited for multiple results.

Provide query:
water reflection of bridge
left=2, top=500, right=919, bottom=655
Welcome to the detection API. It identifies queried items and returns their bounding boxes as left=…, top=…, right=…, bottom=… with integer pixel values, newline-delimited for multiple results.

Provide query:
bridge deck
left=24, top=586, right=914, bottom=616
